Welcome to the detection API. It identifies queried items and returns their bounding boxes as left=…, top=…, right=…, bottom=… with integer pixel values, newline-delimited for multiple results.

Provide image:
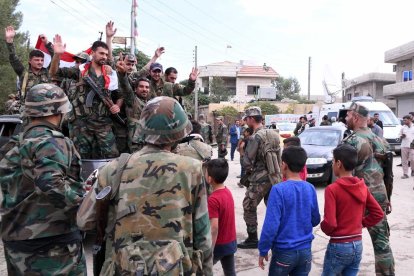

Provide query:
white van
left=318, top=97, right=402, bottom=153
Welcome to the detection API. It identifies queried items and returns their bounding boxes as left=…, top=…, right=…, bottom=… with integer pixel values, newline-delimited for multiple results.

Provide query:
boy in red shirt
left=283, top=137, right=307, bottom=181
left=205, top=159, right=237, bottom=276
left=321, top=144, right=384, bottom=275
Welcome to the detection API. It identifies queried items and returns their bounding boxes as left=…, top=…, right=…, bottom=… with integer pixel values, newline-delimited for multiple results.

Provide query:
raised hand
left=116, top=53, right=127, bottom=74
left=106, top=21, right=117, bottom=38
left=189, top=67, right=199, bottom=81
left=52, top=34, right=66, bottom=55
left=154, top=47, right=165, bottom=58
left=4, top=26, right=16, bottom=43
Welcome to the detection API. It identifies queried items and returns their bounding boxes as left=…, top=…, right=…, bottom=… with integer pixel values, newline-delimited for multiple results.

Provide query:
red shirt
left=208, top=187, right=236, bottom=245
left=283, top=165, right=307, bottom=182
left=321, top=176, right=384, bottom=243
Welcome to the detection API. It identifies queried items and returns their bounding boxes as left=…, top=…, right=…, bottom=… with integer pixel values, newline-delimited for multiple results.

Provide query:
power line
left=50, top=0, right=101, bottom=30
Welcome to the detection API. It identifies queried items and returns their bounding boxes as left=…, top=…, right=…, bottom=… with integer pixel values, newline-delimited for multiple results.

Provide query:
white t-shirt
left=399, top=124, right=414, bottom=148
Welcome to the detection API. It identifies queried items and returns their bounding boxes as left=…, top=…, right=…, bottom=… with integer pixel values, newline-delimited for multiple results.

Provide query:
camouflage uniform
left=118, top=73, right=147, bottom=152
left=77, top=97, right=213, bottom=275
left=53, top=63, right=120, bottom=159
left=0, top=84, right=86, bottom=275
left=343, top=102, right=395, bottom=276
left=174, top=134, right=213, bottom=161
left=199, top=120, right=213, bottom=145
left=239, top=107, right=282, bottom=249
left=6, top=42, right=51, bottom=101
left=215, top=117, right=228, bottom=158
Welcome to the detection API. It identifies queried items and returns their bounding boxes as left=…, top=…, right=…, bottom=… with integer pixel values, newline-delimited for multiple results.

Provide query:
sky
left=16, top=0, right=414, bottom=96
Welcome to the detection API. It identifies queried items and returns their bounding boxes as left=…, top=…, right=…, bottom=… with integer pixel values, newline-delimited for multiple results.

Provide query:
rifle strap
left=21, top=71, right=29, bottom=100
left=110, top=153, right=132, bottom=200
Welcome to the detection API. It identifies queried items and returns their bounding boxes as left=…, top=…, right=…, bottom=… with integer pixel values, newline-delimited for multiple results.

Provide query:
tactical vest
left=21, top=69, right=50, bottom=100
left=254, top=129, right=282, bottom=184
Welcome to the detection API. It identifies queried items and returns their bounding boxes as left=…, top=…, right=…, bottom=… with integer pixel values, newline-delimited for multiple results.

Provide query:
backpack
left=256, top=129, right=282, bottom=184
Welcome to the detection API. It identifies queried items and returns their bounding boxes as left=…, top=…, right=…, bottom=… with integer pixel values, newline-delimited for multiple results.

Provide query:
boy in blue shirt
left=258, top=146, right=320, bottom=275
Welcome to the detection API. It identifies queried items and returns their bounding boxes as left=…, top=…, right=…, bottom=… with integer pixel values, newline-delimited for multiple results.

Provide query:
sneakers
left=402, top=174, right=409, bottom=179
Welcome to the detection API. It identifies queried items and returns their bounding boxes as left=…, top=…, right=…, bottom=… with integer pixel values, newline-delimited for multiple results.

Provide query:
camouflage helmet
left=138, top=96, right=192, bottom=145
left=24, top=83, right=72, bottom=117
left=74, top=52, right=90, bottom=62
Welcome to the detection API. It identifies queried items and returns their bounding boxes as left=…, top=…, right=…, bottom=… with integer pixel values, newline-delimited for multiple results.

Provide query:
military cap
left=74, top=52, right=90, bottom=62
left=216, top=116, right=224, bottom=121
left=138, top=96, right=192, bottom=145
left=24, top=83, right=72, bottom=117
left=245, top=106, right=262, bottom=117
left=348, top=102, right=369, bottom=117
left=8, top=93, right=16, bottom=99
left=150, top=62, right=163, bottom=72
left=124, top=54, right=137, bottom=63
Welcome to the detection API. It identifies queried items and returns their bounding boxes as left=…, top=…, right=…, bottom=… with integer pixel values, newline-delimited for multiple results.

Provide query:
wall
left=396, top=95, right=414, bottom=117
left=396, top=59, right=413, bottom=83
left=235, top=77, right=274, bottom=100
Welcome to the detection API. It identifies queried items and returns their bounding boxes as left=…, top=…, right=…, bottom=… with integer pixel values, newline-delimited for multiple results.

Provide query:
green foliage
left=284, top=103, right=295, bottom=114
left=216, top=106, right=239, bottom=117
left=245, top=101, right=280, bottom=115
left=182, top=91, right=211, bottom=115
left=0, top=0, right=30, bottom=113
left=112, top=47, right=150, bottom=70
left=272, top=76, right=301, bottom=101
left=209, top=77, right=230, bottom=103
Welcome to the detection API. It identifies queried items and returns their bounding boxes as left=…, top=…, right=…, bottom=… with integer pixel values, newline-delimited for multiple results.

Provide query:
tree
left=182, top=91, right=211, bottom=115
left=272, top=76, right=301, bottom=101
left=0, top=0, right=30, bottom=112
left=112, top=47, right=150, bottom=70
left=245, top=101, right=280, bottom=115
left=209, top=77, right=230, bottom=103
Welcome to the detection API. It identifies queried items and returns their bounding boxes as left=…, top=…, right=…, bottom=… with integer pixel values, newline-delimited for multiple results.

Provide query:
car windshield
left=278, top=123, right=296, bottom=131
left=299, top=129, right=341, bottom=147
left=369, top=111, right=399, bottom=126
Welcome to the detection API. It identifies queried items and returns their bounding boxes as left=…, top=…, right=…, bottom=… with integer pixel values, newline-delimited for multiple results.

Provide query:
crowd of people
left=0, top=20, right=399, bottom=276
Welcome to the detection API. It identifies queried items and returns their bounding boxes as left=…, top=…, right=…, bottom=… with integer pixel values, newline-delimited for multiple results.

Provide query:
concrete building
left=344, top=73, right=396, bottom=112
left=384, top=41, right=414, bottom=117
left=197, top=61, right=278, bottom=102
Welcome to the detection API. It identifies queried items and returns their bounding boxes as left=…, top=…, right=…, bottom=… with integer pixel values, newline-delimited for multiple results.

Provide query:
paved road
left=0, top=150, right=412, bottom=276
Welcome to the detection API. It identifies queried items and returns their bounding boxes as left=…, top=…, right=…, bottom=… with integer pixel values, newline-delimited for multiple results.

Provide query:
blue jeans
left=322, top=240, right=363, bottom=276
left=269, top=248, right=312, bottom=276
left=230, top=142, right=238, bottom=161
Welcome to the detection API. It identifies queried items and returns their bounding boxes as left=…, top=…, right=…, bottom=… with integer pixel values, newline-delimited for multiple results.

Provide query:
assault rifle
left=83, top=76, right=126, bottom=125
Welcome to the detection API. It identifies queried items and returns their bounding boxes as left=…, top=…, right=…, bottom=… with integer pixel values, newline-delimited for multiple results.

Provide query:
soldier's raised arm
left=105, top=21, right=117, bottom=62
left=49, top=34, right=78, bottom=80
left=4, top=26, right=25, bottom=77
left=164, top=67, right=198, bottom=97
left=117, top=55, right=135, bottom=106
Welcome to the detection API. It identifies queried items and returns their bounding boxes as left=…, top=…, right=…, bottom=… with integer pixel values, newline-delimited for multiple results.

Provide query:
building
left=197, top=61, right=278, bottom=102
left=343, top=73, right=396, bottom=112
left=384, top=41, right=414, bottom=117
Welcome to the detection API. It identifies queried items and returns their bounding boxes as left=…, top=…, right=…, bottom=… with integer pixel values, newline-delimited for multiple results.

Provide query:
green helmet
left=24, top=83, right=72, bottom=117
left=74, top=52, right=90, bottom=63
left=138, top=96, right=192, bottom=145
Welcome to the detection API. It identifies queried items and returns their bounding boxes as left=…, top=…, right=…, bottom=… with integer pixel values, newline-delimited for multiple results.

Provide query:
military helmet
left=24, top=83, right=72, bottom=117
left=138, top=96, right=192, bottom=145
left=74, top=52, right=90, bottom=62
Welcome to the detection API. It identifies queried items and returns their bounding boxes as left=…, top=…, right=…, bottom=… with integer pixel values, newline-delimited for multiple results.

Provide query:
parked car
left=299, top=126, right=346, bottom=185
left=277, top=122, right=296, bottom=146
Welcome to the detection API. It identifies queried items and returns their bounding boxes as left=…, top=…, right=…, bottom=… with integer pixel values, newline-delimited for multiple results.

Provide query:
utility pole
left=194, top=45, right=198, bottom=119
left=341, top=72, right=345, bottom=103
left=307, top=57, right=311, bottom=101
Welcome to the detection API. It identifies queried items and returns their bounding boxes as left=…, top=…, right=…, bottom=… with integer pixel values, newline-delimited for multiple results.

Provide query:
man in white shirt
left=399, top=115, right=414, bottom=178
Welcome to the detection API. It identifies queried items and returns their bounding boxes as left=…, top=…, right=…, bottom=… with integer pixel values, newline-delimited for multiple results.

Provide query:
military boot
left=237, top=231, right=258, bottom=249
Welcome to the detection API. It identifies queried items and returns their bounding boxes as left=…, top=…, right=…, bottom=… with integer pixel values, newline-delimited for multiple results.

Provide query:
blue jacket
left=258, top=180, right=320, bottom=256
left=229, top=125, right=240, bottom=144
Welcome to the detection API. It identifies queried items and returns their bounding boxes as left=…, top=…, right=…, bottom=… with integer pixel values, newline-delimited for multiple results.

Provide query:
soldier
left=0, top=83, right=86, bottom=275
left=215, top=116, right=228, bottom=158
left=343, top=102, right=395, bottom=275
left=117, top=58, right=149, bottom=152
left=4, top=26, right=51, bottom=101
left=238, top=107, right=282, bottom=249
left=142, top=62, right=198, bottom=99
left=50, top=35, right=121, bottom=159
left=199, top=114, right=213, bottom=144
left=77, top=96, right=213, bottom=275
left=174, top=120, right=213, bottom=162
left=4, top=93, right=18, bottom=114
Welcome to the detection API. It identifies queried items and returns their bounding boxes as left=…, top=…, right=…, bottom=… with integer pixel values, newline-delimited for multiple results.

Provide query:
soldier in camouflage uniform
left=77, top=96, right=213, bottom=275
left=199, top=114, right=213, bottom=144
left=5, top=26, right=51, bottom=101
left=343, top=102, right=395, bottom=275
left=238, top=107, right=282, bottom=249
left=0, top=83, right=86, bottom=275
left=174, top=120, right=213, bottom=162
left=215, top=116, right=229, bottom=158
left=50, top=35, right=121, bottom=159
left=4, top=93, right=19, bottom=114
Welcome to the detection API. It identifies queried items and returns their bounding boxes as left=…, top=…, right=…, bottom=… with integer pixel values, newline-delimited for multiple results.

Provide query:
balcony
left=384, top=81, right=414, bottom=97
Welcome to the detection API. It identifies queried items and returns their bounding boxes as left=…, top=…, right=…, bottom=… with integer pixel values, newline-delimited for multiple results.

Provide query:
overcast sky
left=17, top=0, right=414, bottom=96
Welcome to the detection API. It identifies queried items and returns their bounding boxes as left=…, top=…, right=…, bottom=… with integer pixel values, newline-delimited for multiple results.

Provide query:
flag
left=35, top=35, right=91, bottom=68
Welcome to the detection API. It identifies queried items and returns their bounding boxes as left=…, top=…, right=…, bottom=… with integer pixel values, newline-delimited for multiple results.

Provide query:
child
left=205, top=159, right=237, bottom=276
left=321, top=144, right=384, bottom=276
left=258, top=146, right=320, bottom=275
left=283, top=136, right=307, bottom=181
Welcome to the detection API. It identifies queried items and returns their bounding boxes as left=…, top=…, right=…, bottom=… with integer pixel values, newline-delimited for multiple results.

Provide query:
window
left=347, top=94, right=352, bottom=101
left=403, top=70, right=413, bottom=82
left=247, top=85, right=260, bottom=95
